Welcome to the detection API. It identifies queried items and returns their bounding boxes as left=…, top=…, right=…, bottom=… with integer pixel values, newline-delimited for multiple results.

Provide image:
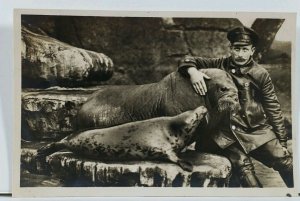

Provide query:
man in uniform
left=178, top=26, right=293, bottom=187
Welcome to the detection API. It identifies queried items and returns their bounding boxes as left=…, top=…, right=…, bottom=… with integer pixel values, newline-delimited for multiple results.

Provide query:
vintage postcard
left=13, top=9, right=299, bottom=197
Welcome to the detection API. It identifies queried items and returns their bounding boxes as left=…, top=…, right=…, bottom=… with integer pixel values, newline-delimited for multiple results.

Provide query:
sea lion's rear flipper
left=36, top=142, right=65, bottom=159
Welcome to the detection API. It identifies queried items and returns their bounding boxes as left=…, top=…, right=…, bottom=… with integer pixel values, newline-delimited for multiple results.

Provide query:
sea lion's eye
left=220, top=86, right=229, bottom=92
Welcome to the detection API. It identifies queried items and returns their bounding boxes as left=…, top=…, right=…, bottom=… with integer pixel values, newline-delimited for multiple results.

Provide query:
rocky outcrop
left=22, top=87, right=96, bottom=140
left=21, top=143, right=231, bottom=187
left=22, top=26, right=114, bottom=88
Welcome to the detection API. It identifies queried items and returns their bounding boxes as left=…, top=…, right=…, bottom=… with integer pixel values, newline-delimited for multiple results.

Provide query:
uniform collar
left=228, top=56, right=255, bottom=74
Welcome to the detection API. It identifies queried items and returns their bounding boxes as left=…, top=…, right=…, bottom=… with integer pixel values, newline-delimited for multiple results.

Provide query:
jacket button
left=231, top=69, right=236, bottom=74
left=231, top=125, right=236, bottom=130
left=185, top=59, right=190, bottom=62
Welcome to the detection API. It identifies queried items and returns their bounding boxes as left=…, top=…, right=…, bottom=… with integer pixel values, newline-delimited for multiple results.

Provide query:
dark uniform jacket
left=178, top=56, right=287, bottom=153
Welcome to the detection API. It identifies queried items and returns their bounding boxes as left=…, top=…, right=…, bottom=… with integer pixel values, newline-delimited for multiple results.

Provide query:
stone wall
left=22, top=16, right=242, bottom=84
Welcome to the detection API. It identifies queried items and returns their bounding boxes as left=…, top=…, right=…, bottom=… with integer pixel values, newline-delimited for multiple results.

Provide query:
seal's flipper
left=177, top=159, right=193, bottom=172
left=166, top=151, right=193, bottom=172
left=36, top=142, right=65, bottom=159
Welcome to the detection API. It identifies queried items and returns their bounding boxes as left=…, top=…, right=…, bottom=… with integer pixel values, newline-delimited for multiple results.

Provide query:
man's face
left=230, top=45, right=255, bottom=66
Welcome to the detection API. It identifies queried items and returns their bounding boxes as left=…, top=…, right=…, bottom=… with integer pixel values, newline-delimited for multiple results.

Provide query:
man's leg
left=196, top=138, right=262, bottom=187
left=250, top=139, right=293, bottom=187
left=224, top=144, right=262, bottom=188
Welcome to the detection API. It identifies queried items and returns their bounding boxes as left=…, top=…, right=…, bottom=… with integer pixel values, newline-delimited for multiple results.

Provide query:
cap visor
left=232, top=42, right=251, bottom=46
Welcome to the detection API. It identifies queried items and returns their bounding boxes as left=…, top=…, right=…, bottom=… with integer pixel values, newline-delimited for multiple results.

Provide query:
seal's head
left=200, top=69, right=240, bottom=114
left=169, top=106, right=208, bottom=149
left=182, top=106, right=208, bottom=134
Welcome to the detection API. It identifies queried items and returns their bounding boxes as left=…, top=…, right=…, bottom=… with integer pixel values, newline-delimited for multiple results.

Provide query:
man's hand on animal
left=188, top=67, right=211, bottom=95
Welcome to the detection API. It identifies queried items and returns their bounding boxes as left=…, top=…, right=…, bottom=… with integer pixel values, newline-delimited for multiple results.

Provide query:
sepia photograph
left=13, top=10, right=298, bottom=197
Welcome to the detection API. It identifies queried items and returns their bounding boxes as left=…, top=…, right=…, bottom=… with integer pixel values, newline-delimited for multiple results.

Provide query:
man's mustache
left=235, top=58, right=246, bottom=62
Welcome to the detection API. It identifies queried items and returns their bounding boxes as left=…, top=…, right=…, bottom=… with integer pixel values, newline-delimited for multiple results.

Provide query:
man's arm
left=178, top=56, right=223, bottom=77
left=178, top=56, right=223, bottom=95
left=260, top=71, right=287, bottom=147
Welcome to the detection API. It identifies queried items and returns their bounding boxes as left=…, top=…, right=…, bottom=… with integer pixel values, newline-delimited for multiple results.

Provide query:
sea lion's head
left=200, top=69, right=240, bottom=114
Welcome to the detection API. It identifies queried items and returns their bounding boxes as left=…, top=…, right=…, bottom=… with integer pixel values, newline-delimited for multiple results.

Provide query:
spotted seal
left=37, top=106, right=207, bottom=172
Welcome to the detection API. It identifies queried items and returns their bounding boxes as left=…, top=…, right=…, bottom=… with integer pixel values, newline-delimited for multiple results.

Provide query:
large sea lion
left=37, top=106, right=208, bottom=172
left=77, top=68, right=240, bottom=130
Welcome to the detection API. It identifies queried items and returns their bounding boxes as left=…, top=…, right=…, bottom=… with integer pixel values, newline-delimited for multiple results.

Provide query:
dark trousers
left=195, top=138, right=293, bottom=187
